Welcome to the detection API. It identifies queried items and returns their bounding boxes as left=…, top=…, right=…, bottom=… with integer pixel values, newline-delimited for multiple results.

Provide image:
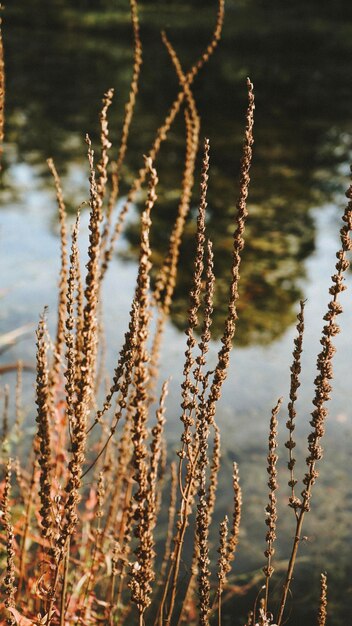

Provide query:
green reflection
left=3, top=0, right=352, bottom=346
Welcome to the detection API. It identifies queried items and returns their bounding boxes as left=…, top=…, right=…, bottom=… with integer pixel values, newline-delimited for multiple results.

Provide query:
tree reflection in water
left=3, top=0, right=352, bottom=345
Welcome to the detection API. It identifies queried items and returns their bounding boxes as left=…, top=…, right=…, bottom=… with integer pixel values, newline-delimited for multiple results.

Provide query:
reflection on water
left=3, top=0, right=352, bottom=345
left=2, top=177, right=352, bottom=624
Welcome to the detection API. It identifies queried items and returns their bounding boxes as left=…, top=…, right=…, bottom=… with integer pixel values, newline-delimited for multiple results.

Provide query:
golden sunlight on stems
left=1, top=459, right=16, bottom=626
left=158, top=78, right=255, bottom=623
left=101, top=0, right=224, bottom=276
left=128, top=158, right=158, bottom=623
left=217, top=515, right=229, bottom=626
left=96, top=88, right=114, bottom=209
left=195, top=378, right=212, bottom=626
left=285, top=300, right=305, bottom=516
left=206, top=78, right=255, bottom=426
left=211, top=461, right=243, bottom=621
left=263, top=398, right=282, bottom=615
left=153, top=108, right=199, bottom=314
left=159, top=461, right=178, bottom=587
left=16, top=461, right=37, bottom=601
left=3, top=3, right=352, bottom=622
left=156, top=140, right=210, bottom=626
left=149, top=33, right=201, bottom=398
left=35, top=312, right=53, bottom=544
left=194, top=241, right=216, bottom=626
left=148, top=380, right=168, bottom=520
left=228, top=462, right=242, bottom=567
left=60, top=138, right=102, bottom=542
left=103, top=0, right=143, bottom=247
left=276, top=173, right=352, bottom=626
left=47, top=158, right=68, bottom=387
left=64, top=213, right=81, bottom=443
left=180, top=138, right=209, bottom=460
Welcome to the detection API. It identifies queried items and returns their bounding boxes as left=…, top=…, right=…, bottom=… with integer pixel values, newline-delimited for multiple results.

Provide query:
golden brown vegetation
left=1, top=1, right=351, bottom=625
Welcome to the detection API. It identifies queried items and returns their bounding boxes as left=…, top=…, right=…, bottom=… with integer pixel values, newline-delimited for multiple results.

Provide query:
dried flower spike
left=286, top=300, right=305, bottom=515
left=317, top=573, right=328, bottom=626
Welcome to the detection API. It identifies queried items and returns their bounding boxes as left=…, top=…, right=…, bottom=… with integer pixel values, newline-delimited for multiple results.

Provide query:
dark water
left=1, top=1, right=352, bottom=624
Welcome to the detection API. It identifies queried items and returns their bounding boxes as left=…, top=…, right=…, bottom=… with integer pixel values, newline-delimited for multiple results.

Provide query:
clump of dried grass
left=0, top=2, right=351, bottom=626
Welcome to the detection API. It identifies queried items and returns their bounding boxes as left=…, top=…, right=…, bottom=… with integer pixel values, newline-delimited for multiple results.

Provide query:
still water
left=1, top=1, right=352, bottom=624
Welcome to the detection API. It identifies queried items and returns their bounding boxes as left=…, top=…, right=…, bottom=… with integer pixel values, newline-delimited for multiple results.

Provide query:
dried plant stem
left=194, top=244, right=216, bottom=625
left=46, top=141, right=104, bottom=624
left=63, top=138, right=102, bottom=518
left=206, top=420, right=220, bottom=518
left=101, top=452, right=128, bottom=545
left=101, top=415, right=132, bottom=543
left=210, top=462, right=242, bottom=618
left=13, top=458, right=25, bottom=507
left=206, top=78, right=255, bottom=426
left=184, top=88, right=255, bottom=622
left=160, top=91, right=254, bottom=620
left=16, top=460, right=37, bottom=599
left=80, top=135, right=103, bottom=406
left=108, top=540, right=120, bottom=623
left=159, top=461, right=177, bottom=586
left=161, top=386, right=212, bottom=626
left=196, top=382, right=212, bottom=626
left=318, top=573, right=327, bottom=626
left=149, top=108, right=199, bottom=396
left=87, top=296, right=139, bottom=436
left=104, top=0, right=142, bottom=225
left=79, top=473, right=105, bottom=624
left=263, top=398, right=282, bottom=613
left=101, top=0, right=224, bottom=277
left=1, top=459, right=16, bottom=626
left=228, top=462, right=242, bottom=566
left=14, top=360, right=23, bottom=437
left=129, top=158, right=158, bottom=622
left=277, top=176, right=352, bottom=626
left=97, top=88, right=114, bottom=208
left=81, top=165, right=157, bottom=479
left=35, top=313, right=53, bottom=543
left=115, top=479, right=135, bottom=613
left=164, top=97, right=254, bottom=622
left=217, top=516, right=229, bottom=626
left=156, top=141, right=210, bottom=626
left=180, top=138, right=209, bottom=460
left=59, top=537, right=70, bottom=626
left=148, top=380, right=168, bottom=516
left=149, top=35, right=200, bottom=396
left=158, top=443, right=199, bottom=626
left=153, top=108, right=199, bottom=314
left=74, top=239, right=84, bottom=369
left=148, top=311, right=166, bottom=399
left=47, top=158, right=68, bottom=383
left=286, top=300, right=305, bottom=517
left=64, top=214, right=80, bottom=442
left=175, top=549, right=198, bottom=626
left=94, top=303, right=108, bottom=399
left=161, top=31, right=200, bottom=139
